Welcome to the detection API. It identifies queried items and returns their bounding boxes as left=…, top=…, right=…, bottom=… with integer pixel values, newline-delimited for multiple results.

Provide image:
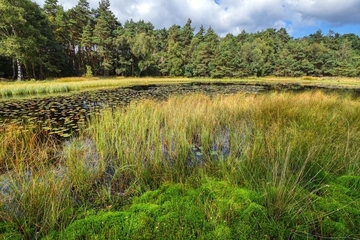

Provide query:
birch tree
left=0, top=0, right=45, bottom=80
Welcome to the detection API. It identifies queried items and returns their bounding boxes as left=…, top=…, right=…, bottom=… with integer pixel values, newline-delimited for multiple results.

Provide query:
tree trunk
left=78, top=47, right=83, bottom=76
left=72, top=44, right=76, bottom=75
left=12, top=59, right=16, bottom=80
left=39, top=64, right=44, bottom=80
left=17, top=59, right=22, bottom=81
left=32, top=64, right=36, bottom=80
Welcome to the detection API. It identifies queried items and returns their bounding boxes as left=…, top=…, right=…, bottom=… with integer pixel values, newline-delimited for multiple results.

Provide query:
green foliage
left=292, top=176, right=360, bottom=238
left=46, top=178, right=360, bottom=239
left=0, top=221, right=22, bottom=240
left=0, top=0, right=51, bottom=80
left=336, top=175, right=360, bottom=198
left=85, top=65, right=93, bottom=78
left=47, top=180, right=278, bottom=239
left=1, top=0, right=360, bottom=79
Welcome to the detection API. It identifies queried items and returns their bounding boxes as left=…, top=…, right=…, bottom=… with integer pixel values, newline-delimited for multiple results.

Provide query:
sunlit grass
left=88, top=91, right=360, bottom=183
left=261, top=76, right=360, bottom=86
left=0, top=77, right=194, bottom=99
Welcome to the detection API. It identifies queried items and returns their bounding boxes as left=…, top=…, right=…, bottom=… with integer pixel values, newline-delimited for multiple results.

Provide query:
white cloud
left=285, top=0, right=360, bottom=25
left=34, top=0, right=360, bottom=36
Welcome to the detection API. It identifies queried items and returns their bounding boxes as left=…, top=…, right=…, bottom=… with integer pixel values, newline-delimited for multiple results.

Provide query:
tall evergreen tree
left=211, top=34, right=239, bottom=78
left=162, top=24, right=183, bottom=76
left=42, top=0, right=72, bottom=77
left=180, top=19, right=195, bottom=77
left=68, top=0, right=92, bottom=75
left=93, top=0, right=119, bottom=76
left=191, top=27, right=219, bottom=77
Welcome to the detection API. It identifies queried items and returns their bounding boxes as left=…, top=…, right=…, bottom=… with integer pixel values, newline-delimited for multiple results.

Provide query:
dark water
left=0, top=81, right=359, bottom=138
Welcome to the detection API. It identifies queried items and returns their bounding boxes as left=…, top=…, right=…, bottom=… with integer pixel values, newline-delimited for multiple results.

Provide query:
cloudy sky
left=34, top=0, right=360, bottom=38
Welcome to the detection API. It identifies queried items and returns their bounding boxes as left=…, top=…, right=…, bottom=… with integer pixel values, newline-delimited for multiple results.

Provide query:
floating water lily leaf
left=60, top=133, right=71, bottom=138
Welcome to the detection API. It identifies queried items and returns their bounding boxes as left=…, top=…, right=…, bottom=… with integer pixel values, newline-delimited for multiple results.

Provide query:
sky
left=34, top=0, right=360, bottom=38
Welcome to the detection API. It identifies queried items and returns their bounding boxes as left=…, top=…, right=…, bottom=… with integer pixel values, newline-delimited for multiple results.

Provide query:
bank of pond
left=1, top=82, right=360, bottom=239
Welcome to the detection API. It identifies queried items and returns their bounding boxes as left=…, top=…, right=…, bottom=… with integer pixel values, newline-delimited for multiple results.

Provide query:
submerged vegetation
left=1, top=90, right=360, bottom=238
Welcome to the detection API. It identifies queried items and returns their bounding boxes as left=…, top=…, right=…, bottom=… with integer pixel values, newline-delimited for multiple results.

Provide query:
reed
left=1, top=90, right=360, bottom=238
left=83, top=91, right=360, bottom=236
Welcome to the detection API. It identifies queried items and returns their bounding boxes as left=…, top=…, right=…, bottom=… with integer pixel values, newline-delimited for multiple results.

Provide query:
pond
left=0, top=81, right=358, bottom=138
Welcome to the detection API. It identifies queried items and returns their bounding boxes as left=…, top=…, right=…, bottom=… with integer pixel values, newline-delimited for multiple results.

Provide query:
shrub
left=85, top=65, right=93, bottom=78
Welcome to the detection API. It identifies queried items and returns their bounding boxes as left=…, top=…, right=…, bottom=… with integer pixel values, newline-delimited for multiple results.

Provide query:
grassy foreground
left=1, top=91, right=360, bottom=239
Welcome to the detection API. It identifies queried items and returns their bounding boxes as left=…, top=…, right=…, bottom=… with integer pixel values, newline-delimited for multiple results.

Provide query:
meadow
left=0, top=77, right=199, bottom=99
left=1, top=84, right=360, bottom=239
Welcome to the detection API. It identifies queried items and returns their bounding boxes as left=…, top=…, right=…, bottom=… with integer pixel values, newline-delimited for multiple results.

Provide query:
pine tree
left=163, top=24, right=183, bottom=76
left=81, top=23, right=95, bottom=72
left=42, top=0, right=73, bottom=77
left=68, top=0, right=92, bottom=75
left=191, top=27, right=219, bottom=77
left=211, top=34, right=239, bottom=78
left=93, top=0, right=119, bottom=76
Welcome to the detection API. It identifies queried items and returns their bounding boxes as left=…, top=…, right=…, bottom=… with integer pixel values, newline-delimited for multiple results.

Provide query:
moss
left=282, top=179, right=360, bottom=239
left=0, top=221, right=22, bottom=240
left=134, top=183, right=211, bottom=239
left=206, top=224, right=232, bottom=239
left=45, top=178, right=360, bottom=239
left=47, top=211, right=131, bottom=239
left=336, top=175, right=360, bottom=198
left=310, top=181, right=360, bottom=238
left=47, top=180, right=278, bottom=239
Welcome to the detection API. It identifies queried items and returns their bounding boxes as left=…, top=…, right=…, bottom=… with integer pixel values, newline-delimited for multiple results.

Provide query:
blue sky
left=293, top=23, right=360, bottom=39
left=34, top=0, right=360, bottom=38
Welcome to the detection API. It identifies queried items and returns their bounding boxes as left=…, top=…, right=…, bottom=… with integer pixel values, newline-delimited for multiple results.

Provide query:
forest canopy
left=0, top=0, right=359, bottom=80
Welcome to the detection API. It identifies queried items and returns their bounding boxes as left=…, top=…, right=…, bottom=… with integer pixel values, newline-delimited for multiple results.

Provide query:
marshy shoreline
left=2, top=80, right=360, bottom=138
left=1, top=81, right=360, bottom=239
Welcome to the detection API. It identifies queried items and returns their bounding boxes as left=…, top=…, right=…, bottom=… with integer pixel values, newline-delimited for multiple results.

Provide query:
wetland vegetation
left=1, top=84, right=360, bottom=239
left=1, top=0, right=360, bottom=238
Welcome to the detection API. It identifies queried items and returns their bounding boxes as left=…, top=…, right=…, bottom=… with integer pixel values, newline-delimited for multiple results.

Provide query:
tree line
left=1, top=0, right=360, bottom=80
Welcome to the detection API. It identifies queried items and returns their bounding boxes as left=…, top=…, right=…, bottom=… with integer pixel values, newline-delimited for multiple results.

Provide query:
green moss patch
left=47, top=180, right=277, bottom=239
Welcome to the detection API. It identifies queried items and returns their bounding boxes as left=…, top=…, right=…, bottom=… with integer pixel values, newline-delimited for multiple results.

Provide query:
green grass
left=0, top=77, right=192, bottom=99
left=1, top=91, right=360, bottom=238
